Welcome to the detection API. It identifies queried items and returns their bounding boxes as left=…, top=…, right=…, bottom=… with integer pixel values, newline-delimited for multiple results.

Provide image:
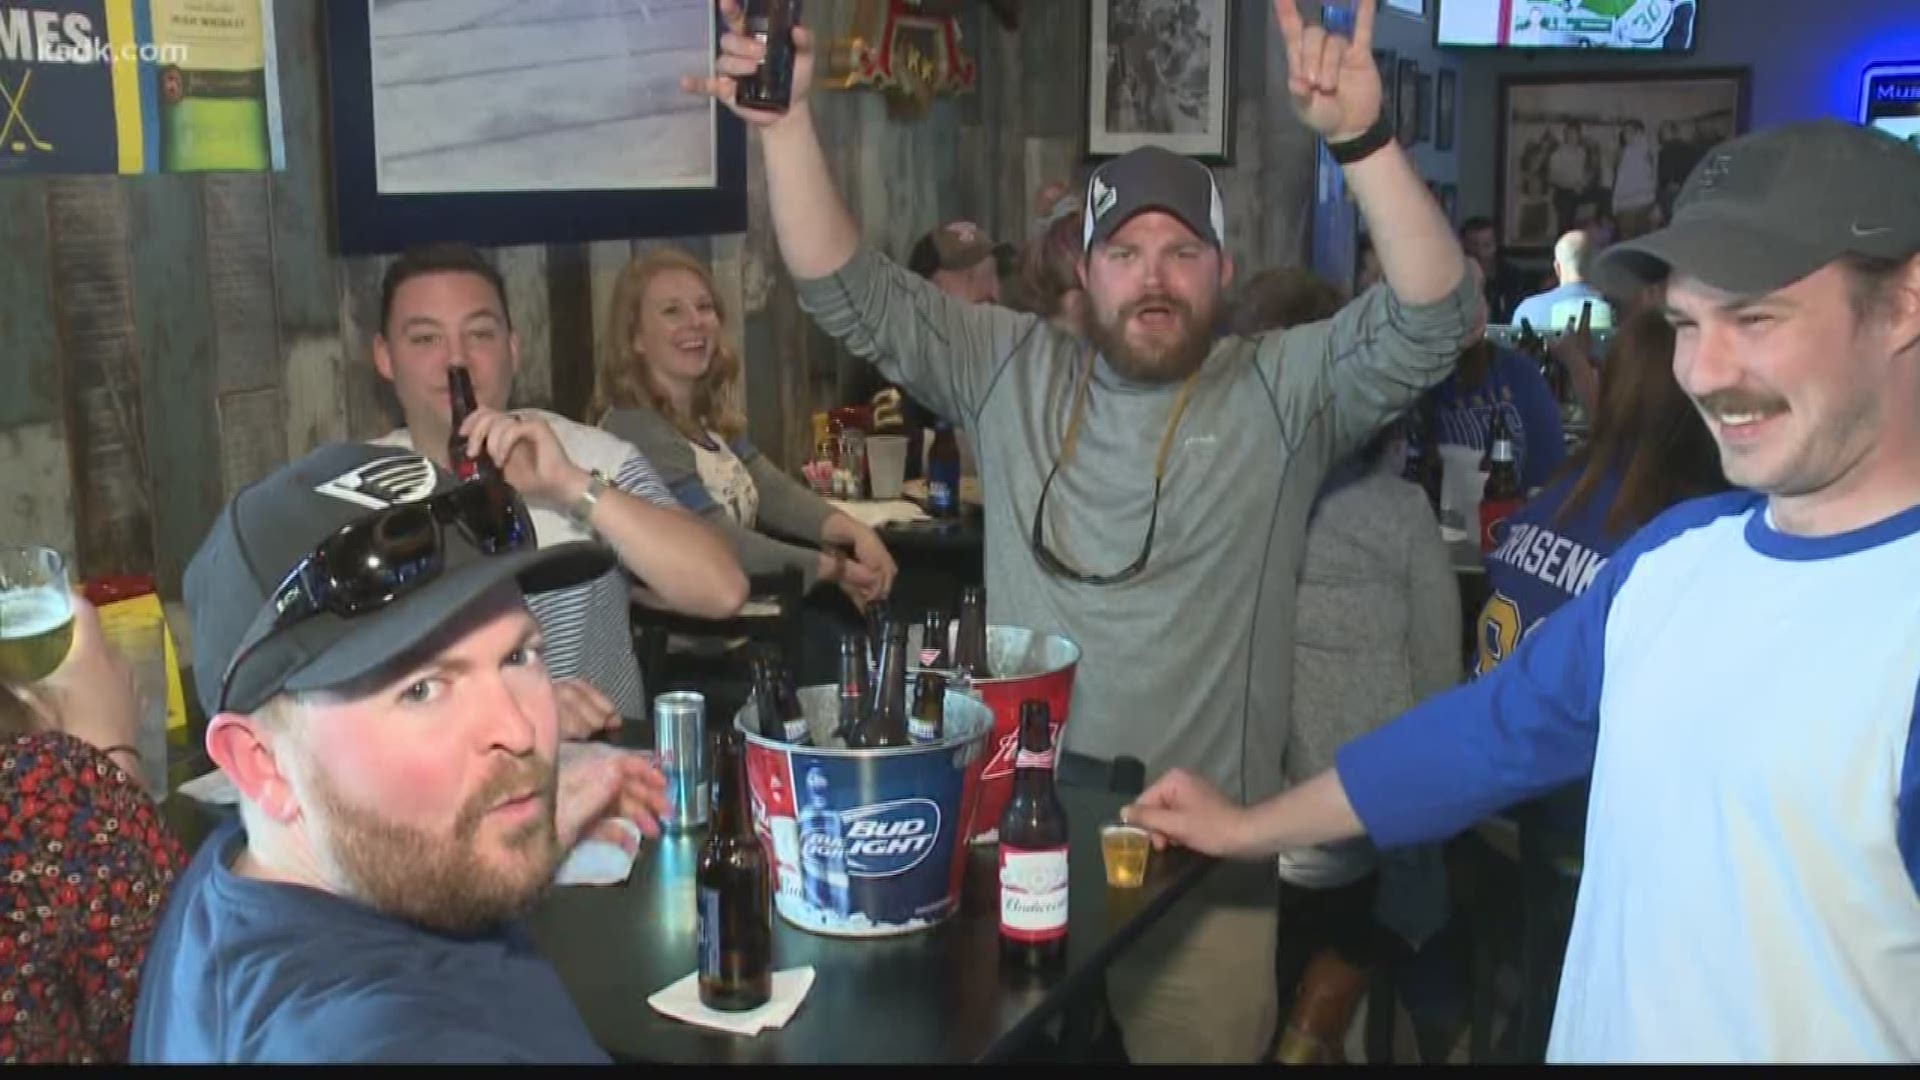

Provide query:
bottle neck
left=711, top=744, right=750, bottom=836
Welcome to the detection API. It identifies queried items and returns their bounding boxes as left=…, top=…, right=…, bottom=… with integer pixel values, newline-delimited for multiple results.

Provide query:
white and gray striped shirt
left=374, top=411, right=673, bottom=719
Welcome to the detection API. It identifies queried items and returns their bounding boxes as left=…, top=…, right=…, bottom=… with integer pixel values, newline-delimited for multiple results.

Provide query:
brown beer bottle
left=998, top=700, right=1069, bottom=969
left=919, top=608, right=949, bottom=669
left=734, top=0, right=800, bottom=115
left=834, top=632, right=868, bottom=744
left=910, top=670, right=947, bottom=745
left=1478, top=410, right=1525, bottom=555
left=850, top=620, right=912, bottom=749
left=953, top=585, right=992, bottom=682
left=697, top=727, right=772, bottom=1011
left=447, top=366, right=500, bottom=483
left=750, top=649, right=809, bottom=745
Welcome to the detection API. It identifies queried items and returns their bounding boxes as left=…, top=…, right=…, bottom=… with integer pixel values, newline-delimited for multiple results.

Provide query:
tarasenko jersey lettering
left=1475, top=470, right=1626, bottom=677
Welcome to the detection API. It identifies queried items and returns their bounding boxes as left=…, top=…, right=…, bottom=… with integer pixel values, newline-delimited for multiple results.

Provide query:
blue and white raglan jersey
left=1337, top=490, right=1920, bottom=1062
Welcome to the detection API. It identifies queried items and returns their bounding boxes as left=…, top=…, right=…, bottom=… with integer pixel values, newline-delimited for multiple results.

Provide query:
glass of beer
left=1100, top=821, right=1151, bottom=889
left=0, top=545, right=75, bottom=685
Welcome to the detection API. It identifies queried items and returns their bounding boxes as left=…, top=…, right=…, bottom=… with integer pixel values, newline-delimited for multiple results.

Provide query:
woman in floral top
left=0, top=596, right=184, bottom=1063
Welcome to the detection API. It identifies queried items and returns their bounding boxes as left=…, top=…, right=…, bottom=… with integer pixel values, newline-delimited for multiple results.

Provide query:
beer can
left=655, top=691, right=709, bottom=832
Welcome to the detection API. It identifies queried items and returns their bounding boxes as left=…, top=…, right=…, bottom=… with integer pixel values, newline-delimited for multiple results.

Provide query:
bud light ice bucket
left=738, top=685, right=993, bottom=938
left=910, top=624, right=1081, bottom=844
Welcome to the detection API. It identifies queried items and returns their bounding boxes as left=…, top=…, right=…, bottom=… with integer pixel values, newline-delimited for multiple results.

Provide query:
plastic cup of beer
left=1100, top=821, right=1151, bottom=889
left=0, top=545, right=74, bottom=685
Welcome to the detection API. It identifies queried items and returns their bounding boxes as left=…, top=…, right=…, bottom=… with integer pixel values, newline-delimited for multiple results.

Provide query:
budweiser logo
left=981, top=723, right=1063, bottom=780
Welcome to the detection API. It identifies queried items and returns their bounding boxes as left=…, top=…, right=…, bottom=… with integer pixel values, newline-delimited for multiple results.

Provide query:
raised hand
left=1272, top=0, right=1383, bottom=141
left=680, top=0, right=818, bottom=126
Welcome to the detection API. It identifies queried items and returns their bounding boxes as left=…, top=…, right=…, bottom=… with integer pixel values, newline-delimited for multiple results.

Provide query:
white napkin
left=553, top=818, right=645, bottom=886
left=647, top=966, right=816, bottom=1036
left=177, top=768, right=240, bottom=806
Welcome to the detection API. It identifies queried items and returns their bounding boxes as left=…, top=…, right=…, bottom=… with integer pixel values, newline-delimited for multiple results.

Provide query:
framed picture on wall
left=1395, top=58, right=1421, bottom=148
left=1497, top=68, right=1751, bottom=254
left=1435, top=68, right=1457, bottom=151
left=1374, top=48, right=1398, bottom=139
left=1086, top=0, right=1236, bottom=164
left=323, top=0, right=747, bottom=255
left=1416, top=71, right=1434, bottom=143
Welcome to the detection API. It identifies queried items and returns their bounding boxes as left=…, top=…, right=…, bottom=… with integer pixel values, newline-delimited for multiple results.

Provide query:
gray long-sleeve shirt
left=795, top=248, right=1476, bottom=803
left=601, top=405, right=835, bottom=590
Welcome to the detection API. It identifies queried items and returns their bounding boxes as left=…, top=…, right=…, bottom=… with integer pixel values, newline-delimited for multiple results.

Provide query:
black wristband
left=1327, top=113, right=1395, bottom=166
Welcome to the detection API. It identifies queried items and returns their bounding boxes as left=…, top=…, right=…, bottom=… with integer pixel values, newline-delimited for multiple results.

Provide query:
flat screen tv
left=1436, top=0, right=1697, bottom=52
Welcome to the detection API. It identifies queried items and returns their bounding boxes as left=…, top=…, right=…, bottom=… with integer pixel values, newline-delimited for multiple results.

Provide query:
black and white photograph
left=1436, top=67, right=1456, bottom=151
left=324, top=0, right=747, bottom=254
left=369, top=0, right=715, bottom=194
left=1498, top=68, right=1750, bottom=252
left=1086, top=0, right=1235, bottom=163
left=1395, top=58, right=1420, bottom=148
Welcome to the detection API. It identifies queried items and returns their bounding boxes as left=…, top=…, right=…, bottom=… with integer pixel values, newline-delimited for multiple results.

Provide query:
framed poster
left=1435, top=67, right=1457, bottom=151
left=1497, top=67, right=1749, bottom=253
left=323, top=0, right=746, bottom=255
left=1395, top=58, right=1420, bottom=148
left=1086, top=0, right=1236, bottom=164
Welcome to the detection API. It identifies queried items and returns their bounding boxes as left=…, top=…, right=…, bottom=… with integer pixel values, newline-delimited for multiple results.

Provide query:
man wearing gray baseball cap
left=1129, top=118, right=1920, bottom=1062
left=690, top=0, right=1478, bottom=1061
left=132, top=444, right=671, bottom=1062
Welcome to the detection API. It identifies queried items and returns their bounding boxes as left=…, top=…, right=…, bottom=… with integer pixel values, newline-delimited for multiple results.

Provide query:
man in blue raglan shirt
left=1126, top=118, right=1920, bottom=1063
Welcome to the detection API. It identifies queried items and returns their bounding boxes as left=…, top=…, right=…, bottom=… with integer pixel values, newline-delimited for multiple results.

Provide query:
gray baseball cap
left=1594, top=119, right=1920, bottom=297
left=1082, top=145, right=1227, bottom=253
left=186, top=443, right=612, bottom=718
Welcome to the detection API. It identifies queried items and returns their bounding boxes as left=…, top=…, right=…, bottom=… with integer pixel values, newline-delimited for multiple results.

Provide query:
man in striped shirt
left=369, top=244, right=747, bottom=734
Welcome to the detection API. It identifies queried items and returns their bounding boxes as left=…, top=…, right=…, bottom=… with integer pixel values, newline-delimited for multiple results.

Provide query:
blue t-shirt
left=1474, top=467, right=1625, bottom=678
left=1423, top=346, right=1567, bottom=491
left=1337, top=492, right=1920, bottom=1061
left=130, top=819, right=608, bottom=1063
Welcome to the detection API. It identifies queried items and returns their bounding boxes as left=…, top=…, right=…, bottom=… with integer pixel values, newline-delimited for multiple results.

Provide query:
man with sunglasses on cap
left=1127, top=118, right=1920, bottom=1062
left=131, top=445, right=671, bottom=1062
left=687, top=0, right=1476, bottom=1062
left=368, top=243, right=748, bottom=744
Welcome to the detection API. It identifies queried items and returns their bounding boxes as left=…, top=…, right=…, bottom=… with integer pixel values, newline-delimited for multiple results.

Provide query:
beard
left=1086, top=292, right=1217, bottom=384
left=306, top=754, right=560, bottom=937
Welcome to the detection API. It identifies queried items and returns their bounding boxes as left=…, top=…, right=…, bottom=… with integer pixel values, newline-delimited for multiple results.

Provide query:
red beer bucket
left=914, top=624, right=1081, bottom=844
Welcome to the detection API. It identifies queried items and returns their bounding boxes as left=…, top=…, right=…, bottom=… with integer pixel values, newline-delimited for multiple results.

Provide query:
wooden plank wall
left=0, top=0, right=1315, bottom=600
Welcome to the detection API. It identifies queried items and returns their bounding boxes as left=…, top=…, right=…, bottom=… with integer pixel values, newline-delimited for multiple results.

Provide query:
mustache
left=1123, top=294, right=1192, bottom=321
left=457, top=754, right=556, bottom=837
left=1695, top=390, right=1787, bottom=415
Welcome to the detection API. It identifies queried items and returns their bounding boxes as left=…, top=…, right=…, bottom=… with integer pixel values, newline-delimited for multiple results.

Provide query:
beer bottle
left=926, top=422, right=962, bottom=518
left=751, top=650, right=809, bottom=745
left=999, top=700, right=1069, bottom=969
left=865, top=603, right=889, bottom=675
left=734, top=0, right=800, bottom=115
left=1400, top=402, right=1443, bottom=517
left=850, top=621, right=912, bottom=749
left=919, top=607, right=949, bottom=669
left=447, top=366, right=500, bottom=483
left=834, top=632, right=868, bottom=744
left=1478, top=411, right=1525, bottom=556
left=697, top=727, right=773, bottom=1011
left=953, top=585, right=992, bottom=683
left=910, top=671, right=947, bottom=745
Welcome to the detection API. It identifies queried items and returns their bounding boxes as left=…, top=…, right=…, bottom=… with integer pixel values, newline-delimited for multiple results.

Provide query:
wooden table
left=526, top=782, right=1211, bottom=1063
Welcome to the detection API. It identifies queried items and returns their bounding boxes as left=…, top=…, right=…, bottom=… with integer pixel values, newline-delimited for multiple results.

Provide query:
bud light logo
left=839, top=798, right=941, bottom=877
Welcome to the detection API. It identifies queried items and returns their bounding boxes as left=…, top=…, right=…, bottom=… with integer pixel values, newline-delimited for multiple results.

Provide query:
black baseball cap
left=185, top=443, right=612, bottom=717
left=1594, top=119, right=1920, bottom=297
left=1082, top=145, right=1226, bottom=253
